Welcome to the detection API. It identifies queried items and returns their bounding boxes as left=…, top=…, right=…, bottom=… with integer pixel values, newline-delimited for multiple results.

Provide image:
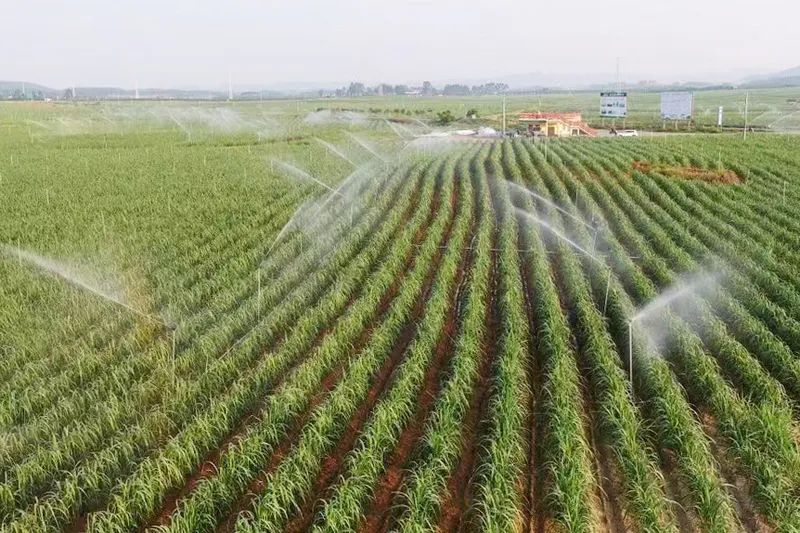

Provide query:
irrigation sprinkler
left=3, top=243, right=177, bottom=346
left=626, top=272, right=718, bottom=397
left=515, top=208, right=614, bottom=315
left=628, top=319, right=635, bottom=395
left=602, top=268, right=612, bottom=315
left=743, top=91, right=749, bottom=141
left=257, top=269, right=262, bottom=320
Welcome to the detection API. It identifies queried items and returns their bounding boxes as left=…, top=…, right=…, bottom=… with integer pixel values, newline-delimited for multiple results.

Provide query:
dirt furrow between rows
left=279, top=175, right=462, bottom=533
left=548, top=248, right=627, bottom=533
left=436, top=234, right=497, bottom=532
left=698, top=409, right=772, bottom=533
left=520, top=257, right=549, bottom=533
left=133, top=172, right=429, bottom=532
left=214, top=175, right=458, bottom=532
left=357, top=213, right=478, bottom=533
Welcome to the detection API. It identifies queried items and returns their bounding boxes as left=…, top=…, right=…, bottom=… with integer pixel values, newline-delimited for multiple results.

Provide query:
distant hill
left=0, top=80, right=53, bottom=91
left=4, top=66, right=799, bottom=101
left=0, top=81, right=59, bottom=99
left=741, top=66, right=800, bottom=88
left=0, top=81, right=229, bottom=100
left=769, top=66, right=800, bottom=79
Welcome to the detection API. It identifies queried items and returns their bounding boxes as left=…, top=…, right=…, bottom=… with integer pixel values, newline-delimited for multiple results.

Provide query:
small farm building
left=518, top=112, right=597, bottom=137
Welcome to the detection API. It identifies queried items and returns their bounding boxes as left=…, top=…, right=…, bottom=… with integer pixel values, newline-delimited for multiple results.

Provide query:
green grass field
left=299, top=87, right=800, bottom=131
left=1, top=100, right=800, bottom=532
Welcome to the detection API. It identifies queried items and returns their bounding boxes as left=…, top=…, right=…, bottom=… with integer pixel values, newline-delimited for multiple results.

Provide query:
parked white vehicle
left=610, top=129, right=639, bottom=137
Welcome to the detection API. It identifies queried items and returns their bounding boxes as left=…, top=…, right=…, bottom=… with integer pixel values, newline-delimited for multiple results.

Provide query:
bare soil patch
left=632, top=161, right=742, bottom=185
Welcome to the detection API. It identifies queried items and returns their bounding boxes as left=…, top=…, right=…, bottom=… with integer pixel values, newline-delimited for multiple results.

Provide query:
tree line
left=321, top=81, right=509, bottom=98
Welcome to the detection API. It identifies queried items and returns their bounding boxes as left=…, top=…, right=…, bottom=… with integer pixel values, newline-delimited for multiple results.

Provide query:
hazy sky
left=2, top=0, right=798, bottom=88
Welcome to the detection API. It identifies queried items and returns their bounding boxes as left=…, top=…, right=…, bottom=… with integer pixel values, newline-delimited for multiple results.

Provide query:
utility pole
left=228, top=73, right=233, bottom=101
left=502, top=95, right=507, bottom=136
left=743, top=91, right=749, bottom=140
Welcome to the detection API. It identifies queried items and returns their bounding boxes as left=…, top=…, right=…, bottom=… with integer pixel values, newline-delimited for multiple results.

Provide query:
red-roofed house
left=518, top=112, right=597, bottom=137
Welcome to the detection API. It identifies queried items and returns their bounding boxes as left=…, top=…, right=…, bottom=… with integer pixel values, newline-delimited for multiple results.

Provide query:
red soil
left=215, top=385, right=330, bottom=533
left=144, top=318, right=347, bottom=531
left=660, top=449, right=701, bottom=532
left=130, top=176, right=429, bottom=532
left=283, top=174, right=460, bottom=533
left=519, top=256, right=551, bottom=533
left=437, top=241, right=498, bottom=532
left=358, top=192, right=478, bottom=533
left=549, top=252, right=628, bottom=533
left=215, top=181, right=436, bottom=533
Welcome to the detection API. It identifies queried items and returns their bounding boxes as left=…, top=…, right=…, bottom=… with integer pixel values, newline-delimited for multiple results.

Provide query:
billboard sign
left=660, top=91, right=694, bottom=120
left=600, top=92, right=627, bottom=117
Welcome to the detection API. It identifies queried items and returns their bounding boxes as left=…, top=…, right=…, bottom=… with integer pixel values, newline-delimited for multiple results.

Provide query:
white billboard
left=660, top=91, right=694, bottom=120
left=600, top=92, right=627, bottom=118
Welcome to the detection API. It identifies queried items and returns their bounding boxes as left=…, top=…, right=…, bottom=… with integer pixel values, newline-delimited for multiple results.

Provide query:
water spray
left=166, top=110, right=192, bottom=143
left=2, top=244, right=179, bottom=363
left=262, top=205, right=306, bottom=264
left=394, top=121, right=415, bottom=138
left=256, top=269, right=262, bottom=320
left=506, top=180, right=599, bottom=234
left=384, top=119, right=407, bottom=140
left=230, top=165, right=375, bottom=366
left=515, top=208, right=601, bottom=263
left=627, top=272, right=720, bottom=395
left=271, top=159, right=341, bottom=196
left=3, top=245, right=147, bottom=318
left=515, top=208, right=614, bottom=315
left=628, top=320, right=635, bottom=395
left=346, top=132, right=388, bottom=163
left=313, top=138, right=357, bottom=167
left=409, top=117, right=430, bottom=131
left=261, top=177, right=348, bottom=273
